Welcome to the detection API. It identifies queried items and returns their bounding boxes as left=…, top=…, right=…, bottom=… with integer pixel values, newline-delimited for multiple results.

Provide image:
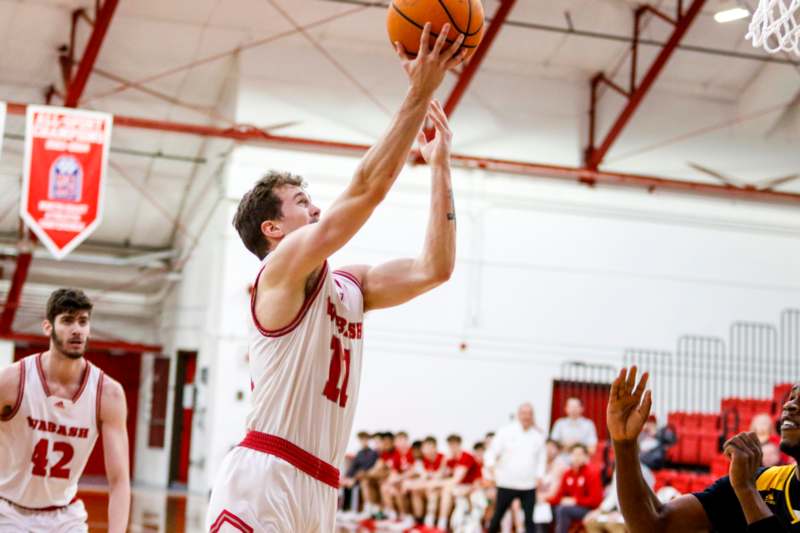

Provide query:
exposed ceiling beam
left=442, top=0, right=516, bottom=118
left=585, top=0, right=708, bottom=170
left=7, top=101, right=800, bottom=205
left=324, top=0, right=799, bottom=66
left=0, top=246, right=33, bottom=334
left=63, top=0, right=120, bottom=107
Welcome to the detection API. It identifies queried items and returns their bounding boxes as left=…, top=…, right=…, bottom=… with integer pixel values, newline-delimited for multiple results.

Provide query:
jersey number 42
left=31, top=438, right=74, bottom=479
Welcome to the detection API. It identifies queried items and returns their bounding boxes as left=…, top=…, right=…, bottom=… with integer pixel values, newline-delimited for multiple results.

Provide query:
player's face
left=395, top=435, right=410, bottom=450
left=448, top=441, right=461, bottom=456
left=518, top=404, right=534, bottom=428
left=274, top=186, right=320, bottom=236
left=566, top=399, right=583, bottom=418
left=570, top=447, right=589, bottom=467
left=422, top=441, right=436, bottom=458
left=46, top=310, right=90, bottom=359
left=779, top=385, right=800, bottom=457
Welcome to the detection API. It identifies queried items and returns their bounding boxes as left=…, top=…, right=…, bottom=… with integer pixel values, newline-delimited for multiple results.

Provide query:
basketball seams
left=436, top=0, right=466, bottom=34
left=391, top=3, right=478, bottom=49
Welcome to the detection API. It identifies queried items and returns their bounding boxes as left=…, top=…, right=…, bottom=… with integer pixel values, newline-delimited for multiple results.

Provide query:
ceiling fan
left=687, top=162, right=800, bottom=191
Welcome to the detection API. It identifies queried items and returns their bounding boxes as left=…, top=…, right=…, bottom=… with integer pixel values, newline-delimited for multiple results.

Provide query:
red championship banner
left=22, top=106, right=112, bottom=259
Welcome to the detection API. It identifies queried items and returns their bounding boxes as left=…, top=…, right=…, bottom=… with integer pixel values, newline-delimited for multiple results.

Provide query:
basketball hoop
left=747, top=0, right=800, bottom=55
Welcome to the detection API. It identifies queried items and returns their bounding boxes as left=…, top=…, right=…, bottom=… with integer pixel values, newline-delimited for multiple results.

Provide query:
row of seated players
left=338, top=431, right=606, bottom=533
left=339, top=421, right=796, bottom=533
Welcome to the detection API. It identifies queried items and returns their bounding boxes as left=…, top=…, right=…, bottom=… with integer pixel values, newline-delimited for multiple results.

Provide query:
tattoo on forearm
left=446, top=189, right=456, bottom=222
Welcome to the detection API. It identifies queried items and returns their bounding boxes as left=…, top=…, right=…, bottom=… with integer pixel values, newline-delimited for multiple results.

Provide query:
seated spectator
left=751, top=412, right=780, bottom=446
left=380, top=431, right=416, bottom=528
left=426, top=434, right=482, bottom=531
left=359, top=432, right=394, bottom=520
left=534, top=439, right=569, bottom=533
left=404, top=436, right=446, bottom=523
left=340, top=431, right=379, bottom=513
left=548, top=444, right=604, bottom=533
left=638, top=415, right=676, bottom=471
left=582, top=465, right=654, bottom=533
left=550, top=398, right=598, bottom=454
left=450, top=441, right=491, bottom=532
left=761, top=440, right=782, bottom=467
left=751, top=412, right=791, bottom=465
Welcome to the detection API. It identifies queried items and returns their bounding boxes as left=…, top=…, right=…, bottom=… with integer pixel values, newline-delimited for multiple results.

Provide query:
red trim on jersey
left=36, top=354, right=91, bottom=403
left=239, top=431, right=340, bottom=488
left=71, top=361, right=91, bottom=403
left=0, top=360, right=25, bottom=422
left=95, top=371, right=105, bottom=432
left=333, top=270, right=363, bottom=294
left=209, top=509, right=254, bottom=533
left=0, top=495, right=78, bottom=512
left=250, top=261, right=329, bottom=338
left=35, top=353, right=52, bottom=397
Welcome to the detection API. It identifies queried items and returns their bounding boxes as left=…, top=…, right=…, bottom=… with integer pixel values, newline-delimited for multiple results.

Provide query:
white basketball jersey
left=0, top=353, right=103, bottom=509
left=247, top=261, right=364, bottom=469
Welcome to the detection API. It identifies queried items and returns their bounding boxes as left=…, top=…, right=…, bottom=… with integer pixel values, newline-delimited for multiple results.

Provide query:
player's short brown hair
left=46, top=288, right=92, bottom=324
left=233, top=170, right=306, bottom=260
left=446, top=434, right=462, bottom=444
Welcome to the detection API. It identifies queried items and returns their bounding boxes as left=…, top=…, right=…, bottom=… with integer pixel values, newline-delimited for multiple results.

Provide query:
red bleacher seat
left=698, top=435, right=718, bottom=466
left=774, top=384, right=794, bottom=414
left=710, top=454, right=730, bottom=478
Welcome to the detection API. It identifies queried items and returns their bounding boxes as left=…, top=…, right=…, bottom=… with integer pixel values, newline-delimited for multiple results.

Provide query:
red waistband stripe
left=238, top=431, right=340, bottom=489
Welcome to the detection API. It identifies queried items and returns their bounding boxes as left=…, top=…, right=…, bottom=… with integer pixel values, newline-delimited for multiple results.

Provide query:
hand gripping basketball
left=607, top=366, right=652, bottom=443
left=395, top=22, right=467, bottom=96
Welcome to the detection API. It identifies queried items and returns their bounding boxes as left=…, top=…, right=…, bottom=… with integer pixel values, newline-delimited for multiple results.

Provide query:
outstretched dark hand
left=607, top=366, right=652, bottom=443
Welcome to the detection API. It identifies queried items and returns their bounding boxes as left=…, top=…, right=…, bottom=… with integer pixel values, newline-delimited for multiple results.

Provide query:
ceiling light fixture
left=714, top=5, right=750, bottom=23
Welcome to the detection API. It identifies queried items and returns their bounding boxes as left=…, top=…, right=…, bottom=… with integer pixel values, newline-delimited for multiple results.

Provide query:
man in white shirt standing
left=485, top=403, right=548, bottom=533
left=550, top=397, right=598, bottom=454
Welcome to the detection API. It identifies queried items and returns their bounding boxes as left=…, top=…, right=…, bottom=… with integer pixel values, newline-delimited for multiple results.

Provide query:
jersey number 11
left=322, top=336, right=351, bottom=408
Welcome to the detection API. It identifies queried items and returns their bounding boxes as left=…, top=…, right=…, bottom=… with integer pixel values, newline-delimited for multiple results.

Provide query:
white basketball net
left=747, top=0, right=800, bottom=55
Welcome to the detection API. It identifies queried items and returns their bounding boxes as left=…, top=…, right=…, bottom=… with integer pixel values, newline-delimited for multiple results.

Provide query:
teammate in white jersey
left=206, top=23, right=463, bottom=533
left=0, top=288, right=130, bottom=532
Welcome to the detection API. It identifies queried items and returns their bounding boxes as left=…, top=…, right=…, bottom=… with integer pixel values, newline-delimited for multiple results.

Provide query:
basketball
left=387, top=0, right=485, bottom=59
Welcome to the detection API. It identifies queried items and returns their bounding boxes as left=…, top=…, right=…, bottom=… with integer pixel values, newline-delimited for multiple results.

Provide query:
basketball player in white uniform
left=206, top=23, right=465, bottom=533
left=0, top=288, right=130, bottom=532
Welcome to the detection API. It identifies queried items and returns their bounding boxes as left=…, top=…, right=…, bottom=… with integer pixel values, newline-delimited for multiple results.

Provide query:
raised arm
left=100, top=378, right=130, bottom=533
left=263, top=25, right=466, bottom=290
left=609, top=367, right=710, bottom=533
left=338, top=100, right=457, bottom=310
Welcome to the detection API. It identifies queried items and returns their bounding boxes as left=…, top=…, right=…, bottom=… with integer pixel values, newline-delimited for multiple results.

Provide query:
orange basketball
left=387, top=0, right=485, bottom=59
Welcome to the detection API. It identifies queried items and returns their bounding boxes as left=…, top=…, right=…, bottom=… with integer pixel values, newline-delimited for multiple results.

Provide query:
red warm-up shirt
left=447, top=452, right=481, bottom=484
left=549, top=464, right=603, bottom=509
left=387, top=448, right=416, bottom=473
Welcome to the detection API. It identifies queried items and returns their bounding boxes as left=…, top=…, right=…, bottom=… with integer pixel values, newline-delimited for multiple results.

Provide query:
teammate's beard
left=51, top=330, right=85, bottom=360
